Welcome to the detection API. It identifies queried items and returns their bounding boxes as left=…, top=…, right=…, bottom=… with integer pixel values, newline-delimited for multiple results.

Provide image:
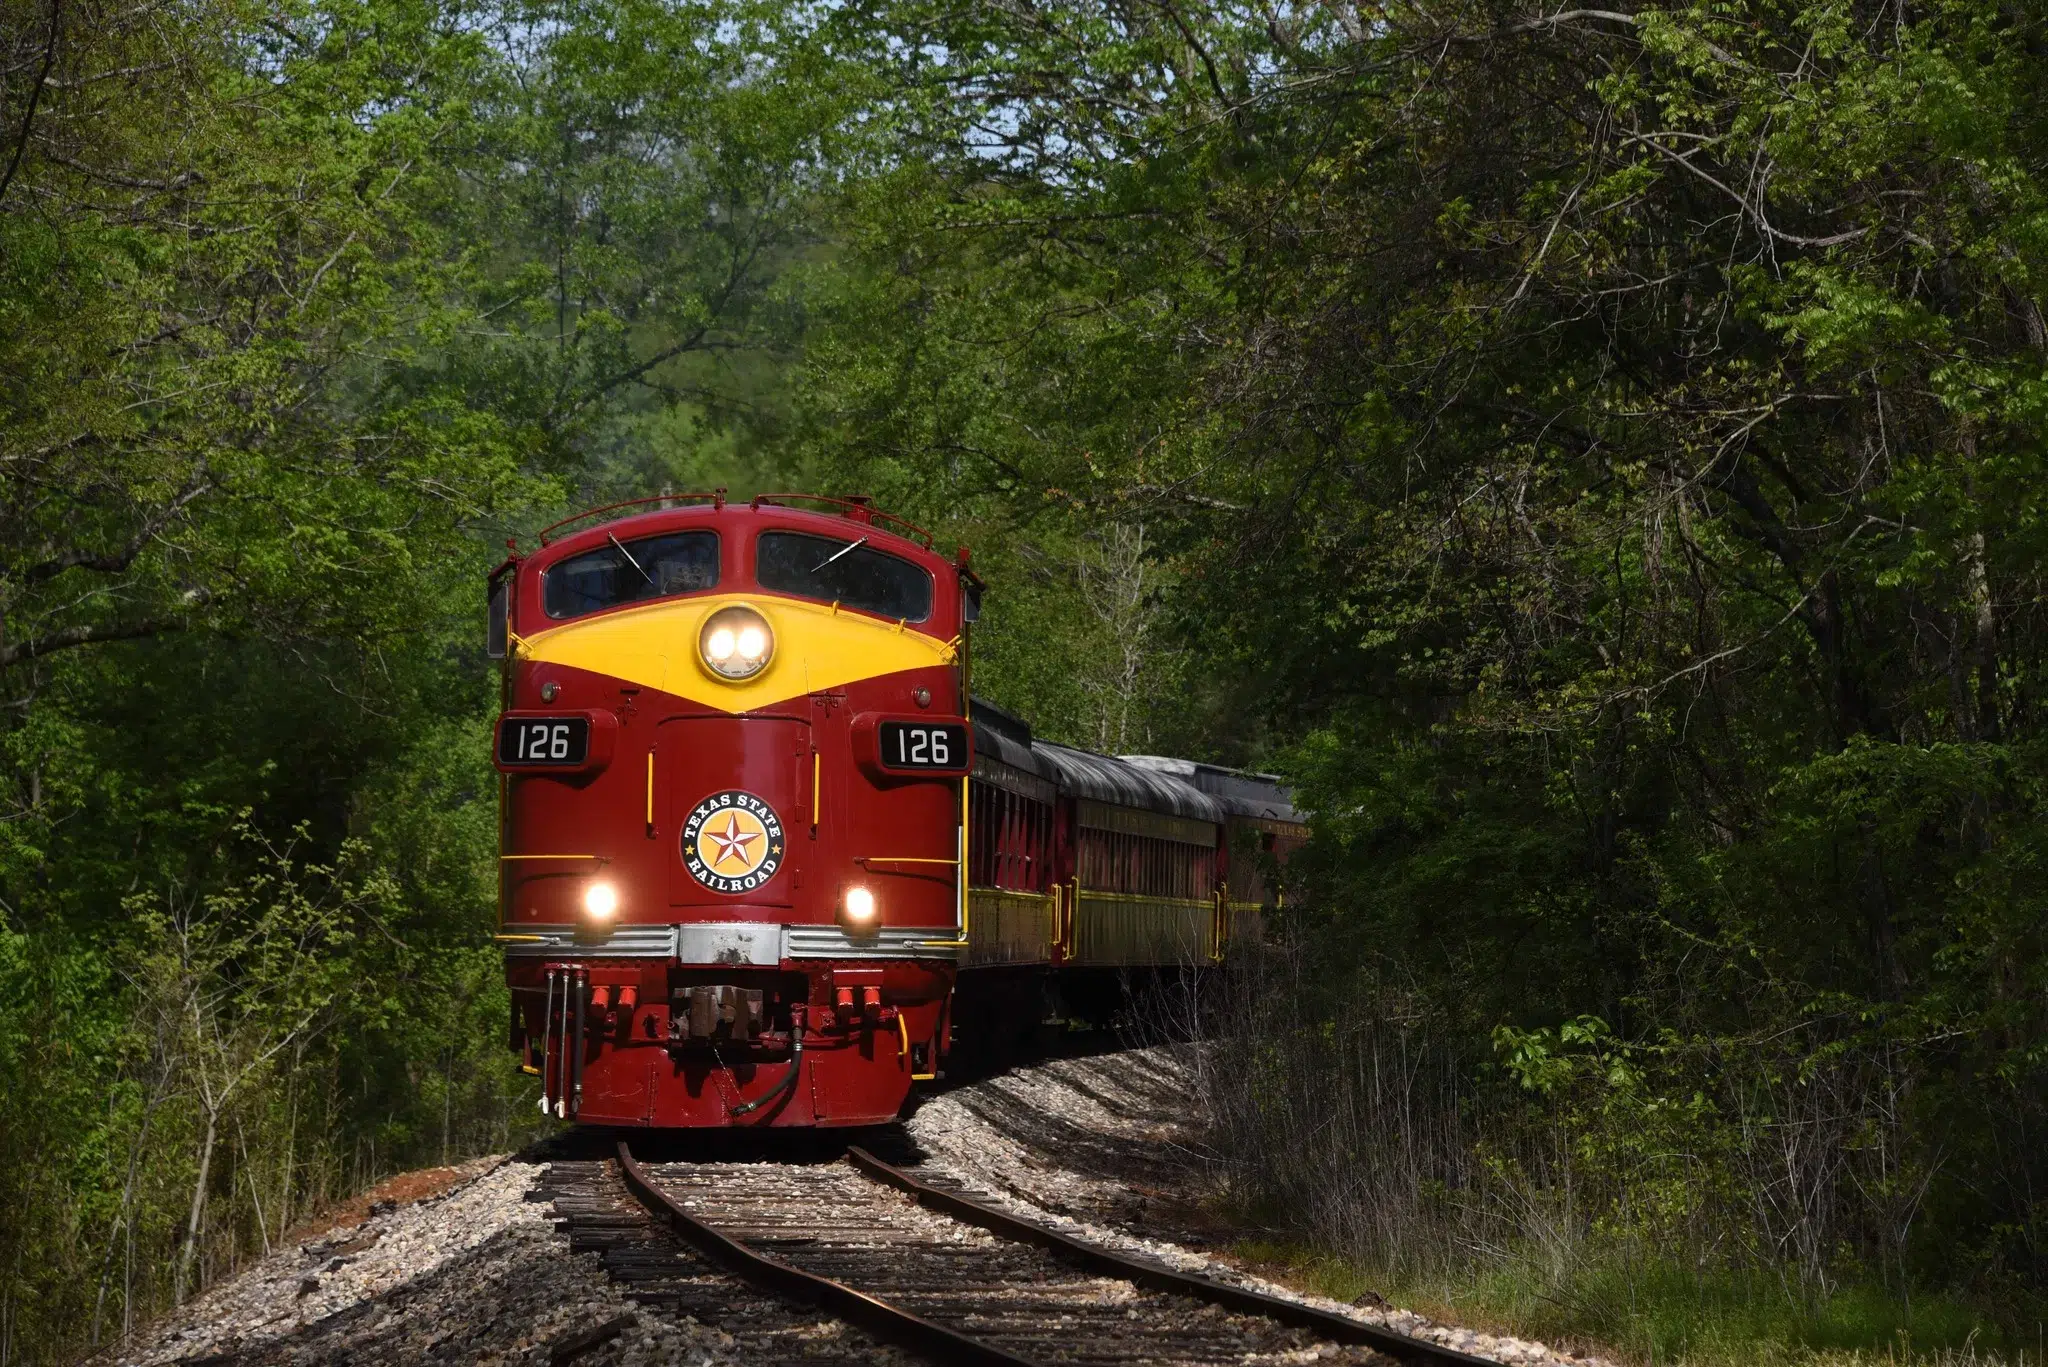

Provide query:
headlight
left=583, top=882, right=618, bottom=920
left=841, top=885, right=876, bottom=926
left=699, top=605, right=774, bottom=680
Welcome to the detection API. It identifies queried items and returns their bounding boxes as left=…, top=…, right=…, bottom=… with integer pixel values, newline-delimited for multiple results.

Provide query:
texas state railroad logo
left=681, top=790, right=786, bottom=894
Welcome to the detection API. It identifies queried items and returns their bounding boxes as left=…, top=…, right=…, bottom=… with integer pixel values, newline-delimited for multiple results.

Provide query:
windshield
left=756, top=531, right=933, bottom=623
left=543, top=530, right=720, bottom=620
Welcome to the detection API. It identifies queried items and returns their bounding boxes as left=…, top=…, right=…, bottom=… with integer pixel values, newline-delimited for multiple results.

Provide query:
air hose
left=728, top=1029, right=805, bottom=1117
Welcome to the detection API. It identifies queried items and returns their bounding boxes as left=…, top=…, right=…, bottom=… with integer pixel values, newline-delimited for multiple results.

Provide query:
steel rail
left=612, top=1141, right=1041, bottom=1367
left=845, top=1145, right=1505, bottom=1367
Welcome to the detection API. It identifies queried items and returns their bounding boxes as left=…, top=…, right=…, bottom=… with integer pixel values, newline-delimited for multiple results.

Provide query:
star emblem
left=706, top=814, right=760, bottom=869
left=681, top=791, right=785, bottom=894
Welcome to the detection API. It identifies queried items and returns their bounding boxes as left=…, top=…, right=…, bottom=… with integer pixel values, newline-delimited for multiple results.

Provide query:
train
left=489, top=493, right=1305, bottom=1128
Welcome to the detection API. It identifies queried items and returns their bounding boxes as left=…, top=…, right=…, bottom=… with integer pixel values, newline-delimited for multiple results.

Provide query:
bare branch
left=0, top=0, right=62, bottom=208
left=0, top=615, right=185, bottom=668
left=16, top=478, right=213, bottom=586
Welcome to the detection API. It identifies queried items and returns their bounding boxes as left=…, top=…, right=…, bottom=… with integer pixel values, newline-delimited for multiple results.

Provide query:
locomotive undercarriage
left=511, top=955, right=952, bottom=1127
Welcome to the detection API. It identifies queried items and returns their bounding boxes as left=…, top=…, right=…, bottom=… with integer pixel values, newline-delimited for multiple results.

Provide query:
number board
left=497, top=716, right=591, bottom=767
left=877, top=721, right=969, bottom=773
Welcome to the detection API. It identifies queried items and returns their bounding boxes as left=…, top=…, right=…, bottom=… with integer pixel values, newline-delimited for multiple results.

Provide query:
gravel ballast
left=106, top=1156, right=815, bottom=1367
left=115, top=1044, right=1615, bottom=1367
left=907, top=1044, right=1619, bottom=1367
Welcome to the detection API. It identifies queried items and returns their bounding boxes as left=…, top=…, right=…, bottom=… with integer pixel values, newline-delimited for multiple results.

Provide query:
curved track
left=545, top=1140, right=1505, bottom=1367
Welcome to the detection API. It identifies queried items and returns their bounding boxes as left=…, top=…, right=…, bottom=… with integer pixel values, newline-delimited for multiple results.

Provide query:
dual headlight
left=699, top=605, right=774, bottom=680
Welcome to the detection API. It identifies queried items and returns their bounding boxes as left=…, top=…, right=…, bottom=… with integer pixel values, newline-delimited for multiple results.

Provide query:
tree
left=124, top=832, right=380, bottom=1302
left=798, top=0, right=2048, bottom=1313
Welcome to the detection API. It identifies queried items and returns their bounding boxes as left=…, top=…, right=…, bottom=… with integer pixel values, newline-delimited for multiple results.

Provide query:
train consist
left=490, top=494, right=1304, bottom=1128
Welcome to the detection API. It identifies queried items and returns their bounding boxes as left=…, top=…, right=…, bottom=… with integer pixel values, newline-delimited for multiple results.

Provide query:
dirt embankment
left=109, top=1046, right=1610, bottom=1367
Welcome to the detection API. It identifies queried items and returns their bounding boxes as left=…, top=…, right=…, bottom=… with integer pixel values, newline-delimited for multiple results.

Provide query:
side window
left=487, top=577, right=509, bottom=658
left=756, top=531, right=933, bottom=623
left=543, top=531, right=720, bottom=620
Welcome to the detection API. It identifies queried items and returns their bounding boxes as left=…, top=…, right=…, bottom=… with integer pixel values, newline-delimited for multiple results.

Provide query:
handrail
left=959, top=773, right=970, bottom=942
left=537, top=492, right=725, bottom=545
left=533, top=490, right=939, bottom=551
left=895, top=1014, right=937, bottom=1081
left=749, top=493, right=936, bottom=549
left=1071, top=888, right=1215, bottom=908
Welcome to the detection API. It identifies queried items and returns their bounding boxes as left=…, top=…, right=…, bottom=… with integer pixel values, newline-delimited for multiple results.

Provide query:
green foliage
left=7, top=0, right=2048, bottom=1355
left=788, top=0, right=2048, bottom=1349
left=1240, top=1238, right=2012, bottom=1367
left=0, top=0, right=828, bottom=1355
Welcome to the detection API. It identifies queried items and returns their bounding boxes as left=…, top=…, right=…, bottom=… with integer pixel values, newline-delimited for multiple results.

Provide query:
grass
left=1235, top=1240, right=2044, bottom=1367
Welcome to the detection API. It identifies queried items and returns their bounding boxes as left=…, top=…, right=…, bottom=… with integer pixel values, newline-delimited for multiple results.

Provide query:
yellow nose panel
left=517, top=594, right=956, bottom=711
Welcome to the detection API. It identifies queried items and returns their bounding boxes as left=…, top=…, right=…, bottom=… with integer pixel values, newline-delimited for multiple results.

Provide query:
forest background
left=3, top=0, right=2046, bottom=1360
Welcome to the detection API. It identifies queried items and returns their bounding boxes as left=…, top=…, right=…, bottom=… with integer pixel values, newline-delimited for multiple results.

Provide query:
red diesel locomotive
left=490, top=494, right=1302, bottom=1128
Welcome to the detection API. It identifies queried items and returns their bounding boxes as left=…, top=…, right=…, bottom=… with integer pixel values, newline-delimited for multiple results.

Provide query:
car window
left=756, top=531, right=933, bottom=623
left=543, top=531, right=720, bottom=620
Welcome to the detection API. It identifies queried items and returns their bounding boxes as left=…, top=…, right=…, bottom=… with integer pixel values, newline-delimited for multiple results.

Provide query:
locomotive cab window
left=756, top=531, right=932, bottom=623
left=544, top=531, right=720, bottom=620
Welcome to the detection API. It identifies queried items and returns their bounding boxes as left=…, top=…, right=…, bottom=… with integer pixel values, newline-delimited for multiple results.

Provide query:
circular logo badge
left=680, top=790, right=786, bottom=894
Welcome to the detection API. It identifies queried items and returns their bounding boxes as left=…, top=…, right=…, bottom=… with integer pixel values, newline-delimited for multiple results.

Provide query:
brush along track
left=608, top=1140, right=1506, bottom=1367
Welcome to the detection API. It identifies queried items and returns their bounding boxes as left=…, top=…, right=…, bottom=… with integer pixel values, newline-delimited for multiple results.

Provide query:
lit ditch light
left=840, top=884, right=877, bottom=930
left=583, top=881, right=619, bottom=921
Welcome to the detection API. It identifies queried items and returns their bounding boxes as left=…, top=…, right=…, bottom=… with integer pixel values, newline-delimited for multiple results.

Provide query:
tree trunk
left=1956, top=427, right=2002, bottom=742
left=91, top=1095, right=158, bottom=1345
left=1964, top=528, right=2000, bottom=742
left=238, top=1122, right=270, bottom=1257
left=280, top=1068, right=297, bottom=1243
left=175, top=1108, right=219, bottom=1305
left=441, top=1046, right=453, bottom=1167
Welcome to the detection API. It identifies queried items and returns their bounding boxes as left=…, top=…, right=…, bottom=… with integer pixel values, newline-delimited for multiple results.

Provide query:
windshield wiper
left=813, top=536, right=868, bottom=573
left=610, top=533, right=654, bottom=584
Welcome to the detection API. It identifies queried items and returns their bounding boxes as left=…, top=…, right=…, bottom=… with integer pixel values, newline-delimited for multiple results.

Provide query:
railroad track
left=541, top=1156, right=900, bottom=1364
left=544, top=1138, right=1504, bottom=1367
